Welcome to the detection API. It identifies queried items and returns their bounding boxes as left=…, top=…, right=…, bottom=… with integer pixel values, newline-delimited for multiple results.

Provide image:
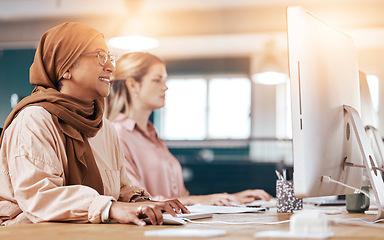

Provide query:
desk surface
left=1, top=206, right=384, bottom=240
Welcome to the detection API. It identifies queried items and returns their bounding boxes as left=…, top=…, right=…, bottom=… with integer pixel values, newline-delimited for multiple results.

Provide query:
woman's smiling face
left=60, top=35, right=115, bottom=101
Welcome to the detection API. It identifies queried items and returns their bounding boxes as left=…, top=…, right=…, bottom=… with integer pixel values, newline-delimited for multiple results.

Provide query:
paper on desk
left=144, top=229, right=227, bottom=237
left=254, top=231, right=333, bottom=239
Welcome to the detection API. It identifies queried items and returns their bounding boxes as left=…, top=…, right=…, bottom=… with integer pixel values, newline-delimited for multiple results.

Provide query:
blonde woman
left=0, top=23, right=188, bottom=226
left=105, top=52, right=272, bottom=206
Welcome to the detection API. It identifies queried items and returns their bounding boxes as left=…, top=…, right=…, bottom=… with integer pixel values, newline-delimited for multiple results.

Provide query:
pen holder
left=276, top=180, right=303, bottom=213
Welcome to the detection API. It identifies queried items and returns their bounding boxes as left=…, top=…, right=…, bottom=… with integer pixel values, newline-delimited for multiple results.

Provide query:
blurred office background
left=1, top=0, right=383, bottom=196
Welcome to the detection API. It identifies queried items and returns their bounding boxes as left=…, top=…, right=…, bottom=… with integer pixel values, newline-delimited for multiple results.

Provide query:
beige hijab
left=1, top=22, right=105, bottom=194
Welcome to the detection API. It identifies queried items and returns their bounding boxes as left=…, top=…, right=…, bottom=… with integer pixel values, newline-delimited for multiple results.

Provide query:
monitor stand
left=365, top=125, right=384, bottom=169
left=344, top=105, right=384, bottom=220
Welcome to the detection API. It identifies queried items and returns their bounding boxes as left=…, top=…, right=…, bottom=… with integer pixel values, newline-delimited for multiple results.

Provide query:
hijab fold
left=0, top=22, right=105, bottom=194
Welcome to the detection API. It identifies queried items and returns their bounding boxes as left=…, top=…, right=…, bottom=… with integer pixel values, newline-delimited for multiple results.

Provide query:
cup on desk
left=346, top=186, right=370, bottom=213
left=276, top=180, right=303, bottom=213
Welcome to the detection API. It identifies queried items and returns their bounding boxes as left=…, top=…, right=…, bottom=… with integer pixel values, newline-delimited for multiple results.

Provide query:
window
left=161, top=78, right=207, bottom=140
left=160, top=76, right=251, bottom=140
left=208, top=78, right=251, bottom=138
left=275, top=77, right=291, bottom=139
left=367, top=75, right=380, bottom=112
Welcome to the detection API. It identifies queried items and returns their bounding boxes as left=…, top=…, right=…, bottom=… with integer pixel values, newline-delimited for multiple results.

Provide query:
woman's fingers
left=233, top=189, right=273, bottom=203
left=220, top=198, right=231, bottom=206
left=161, top=202, right=178, bottom=217
left=109, top=199, right=191, bottom=225
left=131, top=216, right=146, bottom=226
left=152, top=205, right=164, bottom=225
left=215, top=194, right=239, bottom=206
left=143, top=205, right=163, bottom=225
left=109, top=202, right=148, bottom=225
left=166, top=199, right=190, bottom=214
left=167, top=201, right=181, bottom=214
left=251, top=190, right=273, bottom=201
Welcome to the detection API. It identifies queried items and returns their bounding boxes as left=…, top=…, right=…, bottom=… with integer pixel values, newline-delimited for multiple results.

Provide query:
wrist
left=101, top=201, right=113, bottom=223
left=178, top=196, right=195, bottom=205
left=130, top=195, right=151, bottom=203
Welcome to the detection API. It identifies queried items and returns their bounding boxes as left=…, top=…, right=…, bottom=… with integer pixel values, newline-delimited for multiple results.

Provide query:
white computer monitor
left=359, top=71, right=384, bottom=168
left=288, top=6, right=384, bottom=219
left=288, top=6, right=362, bottom=198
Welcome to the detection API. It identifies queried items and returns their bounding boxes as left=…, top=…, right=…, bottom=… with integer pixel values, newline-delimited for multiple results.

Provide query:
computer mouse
left=143, top=215, right=186, bottom=225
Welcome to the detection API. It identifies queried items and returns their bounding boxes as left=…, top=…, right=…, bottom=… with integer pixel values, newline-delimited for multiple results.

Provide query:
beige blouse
left=0, top=106, right=148, bottom=226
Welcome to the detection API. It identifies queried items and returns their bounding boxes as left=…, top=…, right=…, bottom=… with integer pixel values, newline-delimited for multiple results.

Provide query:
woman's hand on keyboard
left=109, top=199, right=189, bottom=226
left=232, top=189, right=273, bottom=204
left=179, top=193, right=241, bottom=206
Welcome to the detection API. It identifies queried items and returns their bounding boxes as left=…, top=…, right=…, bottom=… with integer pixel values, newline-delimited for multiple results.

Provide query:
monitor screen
left=359, top=71, right=384, bottom=168
left=287, top=6, right=363, bottom=198
left=359, top=71, right=379, bottom=129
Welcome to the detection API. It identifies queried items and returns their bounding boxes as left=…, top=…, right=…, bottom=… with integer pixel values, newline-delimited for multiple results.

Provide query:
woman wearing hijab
left=0, top=22, right=188, bottom=226
left=105, top=52, right=272, bottom=206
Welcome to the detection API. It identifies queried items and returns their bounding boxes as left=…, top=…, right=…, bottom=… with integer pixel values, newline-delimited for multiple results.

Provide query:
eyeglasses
left=80, top=50, right=116, bottom=67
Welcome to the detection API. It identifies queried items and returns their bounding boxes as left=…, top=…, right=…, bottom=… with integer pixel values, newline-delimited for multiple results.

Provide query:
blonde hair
left=104, top=52, right=164, bottom=121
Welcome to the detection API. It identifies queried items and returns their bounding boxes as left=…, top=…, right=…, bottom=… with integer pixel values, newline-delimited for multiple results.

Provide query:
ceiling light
left=252, top=72, right=288, bottom=85
left=108, top=36, right=159, bottom=51
left=251, top=39, right=287, bottom=85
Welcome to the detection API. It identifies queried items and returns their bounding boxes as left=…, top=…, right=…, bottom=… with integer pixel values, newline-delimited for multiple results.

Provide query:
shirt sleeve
left=3, top=106, right=114, bottom=224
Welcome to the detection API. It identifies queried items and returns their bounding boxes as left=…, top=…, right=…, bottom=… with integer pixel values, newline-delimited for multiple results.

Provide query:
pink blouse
left=111, top=114, right=189, bottom=200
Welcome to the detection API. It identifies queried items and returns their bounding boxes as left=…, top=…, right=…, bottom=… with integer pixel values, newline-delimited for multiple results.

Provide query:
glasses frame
left=80, top=50, right=116, bottom=67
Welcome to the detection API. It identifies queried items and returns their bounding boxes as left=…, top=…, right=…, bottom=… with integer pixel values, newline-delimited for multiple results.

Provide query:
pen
left=275, top=170, right=283, bottom=180
left=283, top=169, right=287, bottom=180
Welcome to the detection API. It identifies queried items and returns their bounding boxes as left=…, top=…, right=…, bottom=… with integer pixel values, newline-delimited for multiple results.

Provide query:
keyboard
left=245, top=199, right=277, bottom=208
left=143, top=204, right=266, bottom=225
left=143, top=212, right=213, bottom=225
left=186, top=204, right=267, bottom=214
left=303, top=197, right=346, bottom=206
left=315, top=199, right=346, bottom=206
left=173, top=212, right=213, bottom=220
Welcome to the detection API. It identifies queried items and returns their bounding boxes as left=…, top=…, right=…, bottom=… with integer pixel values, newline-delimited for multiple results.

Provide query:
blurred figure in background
left=105, top=52, right=272, bottom=206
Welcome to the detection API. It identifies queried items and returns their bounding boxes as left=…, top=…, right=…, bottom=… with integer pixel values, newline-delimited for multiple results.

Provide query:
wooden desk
left=1, top=207, right=384, bottom=240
